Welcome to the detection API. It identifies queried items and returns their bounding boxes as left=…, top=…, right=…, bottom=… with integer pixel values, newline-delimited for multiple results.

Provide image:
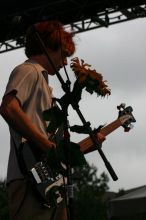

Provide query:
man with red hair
left=0, top=20, right=105, bottom=220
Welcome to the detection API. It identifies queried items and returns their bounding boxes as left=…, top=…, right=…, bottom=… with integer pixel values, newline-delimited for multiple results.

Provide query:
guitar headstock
left=117, top=103, right=136, bottom=132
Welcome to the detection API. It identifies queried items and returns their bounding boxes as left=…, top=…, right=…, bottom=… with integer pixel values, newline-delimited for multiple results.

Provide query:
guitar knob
left=129, top=124, right=134, bottom=129
left=117, top=103, right=126, bottom=110
left=121, top=103, right=126, bottom=109
left=124, top=127, right=130, bottom=132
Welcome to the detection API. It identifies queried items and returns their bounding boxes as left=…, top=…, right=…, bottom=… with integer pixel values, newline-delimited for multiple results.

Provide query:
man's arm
left=0, top=93, right=55, bottom=151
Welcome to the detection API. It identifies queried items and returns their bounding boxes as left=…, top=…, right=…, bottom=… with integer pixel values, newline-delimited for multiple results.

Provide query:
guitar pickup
left=31, top=167, right=42, bottom=184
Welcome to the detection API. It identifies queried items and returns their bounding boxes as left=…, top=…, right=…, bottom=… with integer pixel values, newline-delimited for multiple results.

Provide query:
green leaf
left=46, top=148, right=66, bottom=175
left=70, top=124, right=90, bottom=134
left=57, top=141, right=87, bottom=167
left=46, top=141, right=87, bottom=177
left=43, top=106, right=64, bottom=133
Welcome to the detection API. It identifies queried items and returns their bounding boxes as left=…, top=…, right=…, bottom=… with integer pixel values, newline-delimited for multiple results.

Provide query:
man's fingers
left=96, top=133, right=106, bottom=143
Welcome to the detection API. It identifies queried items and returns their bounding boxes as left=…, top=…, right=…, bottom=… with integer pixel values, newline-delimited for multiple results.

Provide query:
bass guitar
left=19, top=103, right=136, bottom=207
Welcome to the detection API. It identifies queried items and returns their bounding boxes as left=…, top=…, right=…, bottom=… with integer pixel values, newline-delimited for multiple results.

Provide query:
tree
left=73, top=163, right=109, bottom=220
left=0, top=164, right=110, bottom=220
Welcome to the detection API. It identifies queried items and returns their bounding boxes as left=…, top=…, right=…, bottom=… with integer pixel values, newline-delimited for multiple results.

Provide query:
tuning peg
left=129, top=124, right=134, bottom=129
left=124, top=123, right=134, bottom=132
left=117, top=103, right=126, bottom=110
left=124, top=127, right=131, bottom=132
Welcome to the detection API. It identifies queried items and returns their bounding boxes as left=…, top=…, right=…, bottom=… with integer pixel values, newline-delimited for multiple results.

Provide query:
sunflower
left=70, top=57, right=111, bottom=97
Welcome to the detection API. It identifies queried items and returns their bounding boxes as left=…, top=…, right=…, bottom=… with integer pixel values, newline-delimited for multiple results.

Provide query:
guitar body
left=19, top=141, right=65, bottom=208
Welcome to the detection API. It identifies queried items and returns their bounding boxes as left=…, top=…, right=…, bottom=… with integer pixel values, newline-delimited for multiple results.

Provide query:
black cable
left=10, top=180, right=29, bottom=220
left=10, top=134, right=29, bottom=220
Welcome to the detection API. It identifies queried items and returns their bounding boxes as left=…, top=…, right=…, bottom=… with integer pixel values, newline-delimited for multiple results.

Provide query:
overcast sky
left=0, top=18, right=146, bottom=192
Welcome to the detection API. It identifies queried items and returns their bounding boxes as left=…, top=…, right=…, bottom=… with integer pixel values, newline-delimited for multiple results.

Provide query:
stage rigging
left=0, top=0, right=146, bottom=53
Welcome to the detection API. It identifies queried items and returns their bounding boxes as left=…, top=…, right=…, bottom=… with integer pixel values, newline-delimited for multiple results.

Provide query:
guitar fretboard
left=79, top=118, right=122, bottom=153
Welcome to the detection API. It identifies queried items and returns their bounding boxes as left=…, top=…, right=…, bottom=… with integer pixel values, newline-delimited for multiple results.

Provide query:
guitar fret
left=79, top=118, right=122, bottom=153
left=100, top=119, right=121, bottom=136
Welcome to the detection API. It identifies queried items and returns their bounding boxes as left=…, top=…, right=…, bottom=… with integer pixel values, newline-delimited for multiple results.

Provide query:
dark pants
left=7, top=179, right=68, bottom=220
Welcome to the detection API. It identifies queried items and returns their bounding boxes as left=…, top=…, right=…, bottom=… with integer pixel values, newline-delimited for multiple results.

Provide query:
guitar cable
left=62, top=176, right=71, bottom=220
left=11, top=180, right=29, bottom=220
left=9, top=134, right=30, bottom=220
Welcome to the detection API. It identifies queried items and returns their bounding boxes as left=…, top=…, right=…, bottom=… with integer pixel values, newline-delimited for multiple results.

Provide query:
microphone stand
left=61, top=102, right=75, bottom=220
left=32, top=25, right=118, bottom=220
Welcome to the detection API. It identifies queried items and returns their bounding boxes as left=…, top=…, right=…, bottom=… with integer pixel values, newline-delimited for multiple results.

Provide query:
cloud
left=0, top=18, right=146, bottom=192
left=74, top=19, right=146, bottom=92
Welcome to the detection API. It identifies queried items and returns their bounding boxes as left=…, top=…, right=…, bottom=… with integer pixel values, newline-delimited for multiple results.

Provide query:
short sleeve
left=4, top=63, right=38, bottom=106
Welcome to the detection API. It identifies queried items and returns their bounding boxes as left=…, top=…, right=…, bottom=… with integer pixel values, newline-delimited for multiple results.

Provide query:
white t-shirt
left=4, top=59, right=53, bottom=183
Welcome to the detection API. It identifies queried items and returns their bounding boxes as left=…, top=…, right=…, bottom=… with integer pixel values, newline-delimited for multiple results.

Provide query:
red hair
left=25, top=21, right=75, bottom=58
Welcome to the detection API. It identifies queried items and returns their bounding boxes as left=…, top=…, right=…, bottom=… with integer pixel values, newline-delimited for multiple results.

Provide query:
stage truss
left=0, top=1, right=146, bottom=53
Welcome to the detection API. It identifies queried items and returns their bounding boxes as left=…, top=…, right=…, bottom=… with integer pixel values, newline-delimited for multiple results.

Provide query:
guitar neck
left=79, top=118, right=122, bottom=154
left=100, top=118, right=122, bottom=136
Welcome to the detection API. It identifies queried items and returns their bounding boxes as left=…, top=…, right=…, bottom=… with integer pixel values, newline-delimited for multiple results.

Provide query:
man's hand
left=96, top=132, right=106, bottom=144
left=79, top=131, right=106, bottom=154
left=40, top=139, right=56, bottom=152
